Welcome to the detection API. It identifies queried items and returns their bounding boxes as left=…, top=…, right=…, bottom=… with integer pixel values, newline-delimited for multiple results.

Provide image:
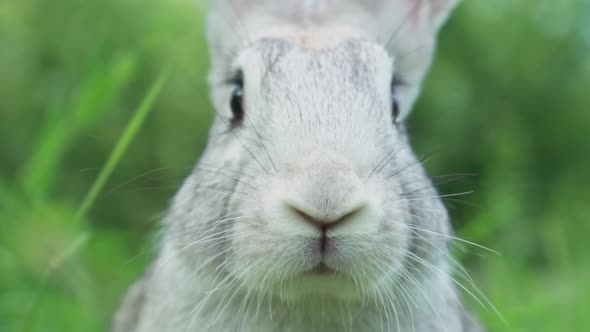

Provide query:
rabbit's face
left=169, top=38, right=450, bottom=302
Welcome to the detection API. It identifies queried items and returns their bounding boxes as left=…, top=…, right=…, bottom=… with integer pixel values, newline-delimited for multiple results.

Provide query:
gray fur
left=114, top=0, right=485, bottom=331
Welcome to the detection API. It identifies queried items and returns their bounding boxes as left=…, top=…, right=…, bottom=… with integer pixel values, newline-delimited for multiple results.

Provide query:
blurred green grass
left=1, top=0, right=589, bottom=331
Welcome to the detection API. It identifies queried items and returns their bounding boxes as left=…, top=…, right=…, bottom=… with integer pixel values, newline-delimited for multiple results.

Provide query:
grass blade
left=74, top=71, right=168, bottom=224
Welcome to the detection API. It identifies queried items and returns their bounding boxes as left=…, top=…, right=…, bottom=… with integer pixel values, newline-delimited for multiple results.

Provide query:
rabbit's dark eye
left=229, top=75, right=244, bottom=126
left=391, top=77, right=401, bottom=123
left=230, top=84, right=244, bottom=126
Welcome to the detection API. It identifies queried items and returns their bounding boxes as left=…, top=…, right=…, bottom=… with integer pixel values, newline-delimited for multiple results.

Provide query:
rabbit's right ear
left=206, top=0, right=292, bottom=76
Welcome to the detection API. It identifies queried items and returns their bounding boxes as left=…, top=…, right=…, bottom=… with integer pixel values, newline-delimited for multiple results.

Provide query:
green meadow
left=1, top=0, right=589, bottom=331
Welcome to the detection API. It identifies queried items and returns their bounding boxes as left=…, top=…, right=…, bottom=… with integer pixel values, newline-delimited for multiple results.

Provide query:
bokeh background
left=1, top=0, right=589, bottom=331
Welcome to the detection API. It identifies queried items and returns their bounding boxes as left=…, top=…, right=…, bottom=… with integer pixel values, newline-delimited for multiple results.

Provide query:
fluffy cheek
left=336, top=186, right=413, bottom=287
left=375, top=221, right=411, bottom=285
left=228, top=208, right=309, bottom=287
left=333, top=216, right=411, bottom=287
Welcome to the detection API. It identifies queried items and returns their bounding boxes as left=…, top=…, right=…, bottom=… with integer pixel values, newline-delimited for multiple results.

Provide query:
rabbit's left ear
left=370, top=0, right=460, bottom=34
left=429, top=0, right=461, bottom=30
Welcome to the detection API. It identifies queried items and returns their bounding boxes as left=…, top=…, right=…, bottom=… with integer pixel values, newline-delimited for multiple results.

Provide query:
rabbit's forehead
left=238, top=38, right=393, bottom=94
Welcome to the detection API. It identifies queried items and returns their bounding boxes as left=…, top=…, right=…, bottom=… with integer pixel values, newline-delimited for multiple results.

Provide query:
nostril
left=289, top=207, right=324, bottom=229
left=285, top=203, right=367, bottom=231
left=334, top=207, right=364, bottom=226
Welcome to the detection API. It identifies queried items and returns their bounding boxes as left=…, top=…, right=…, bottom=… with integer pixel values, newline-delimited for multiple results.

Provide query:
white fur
left=113, top=1, right=484, bottom=331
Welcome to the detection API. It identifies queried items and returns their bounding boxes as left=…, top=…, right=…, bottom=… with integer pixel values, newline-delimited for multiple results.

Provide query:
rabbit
left=113, top=0, right=486, bottom=331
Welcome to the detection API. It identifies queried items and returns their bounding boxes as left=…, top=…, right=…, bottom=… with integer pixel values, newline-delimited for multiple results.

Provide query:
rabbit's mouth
left=304, top=262, right=336, bottom=276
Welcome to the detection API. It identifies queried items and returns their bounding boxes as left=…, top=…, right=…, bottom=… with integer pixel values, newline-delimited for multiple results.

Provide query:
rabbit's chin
left=270, top=274, right=364, bottom=301
left=234, top=260, right=404, bottom=303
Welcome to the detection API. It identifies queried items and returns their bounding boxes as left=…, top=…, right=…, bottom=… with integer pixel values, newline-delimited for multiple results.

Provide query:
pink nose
left=277, top=152, right=374, bottom=237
